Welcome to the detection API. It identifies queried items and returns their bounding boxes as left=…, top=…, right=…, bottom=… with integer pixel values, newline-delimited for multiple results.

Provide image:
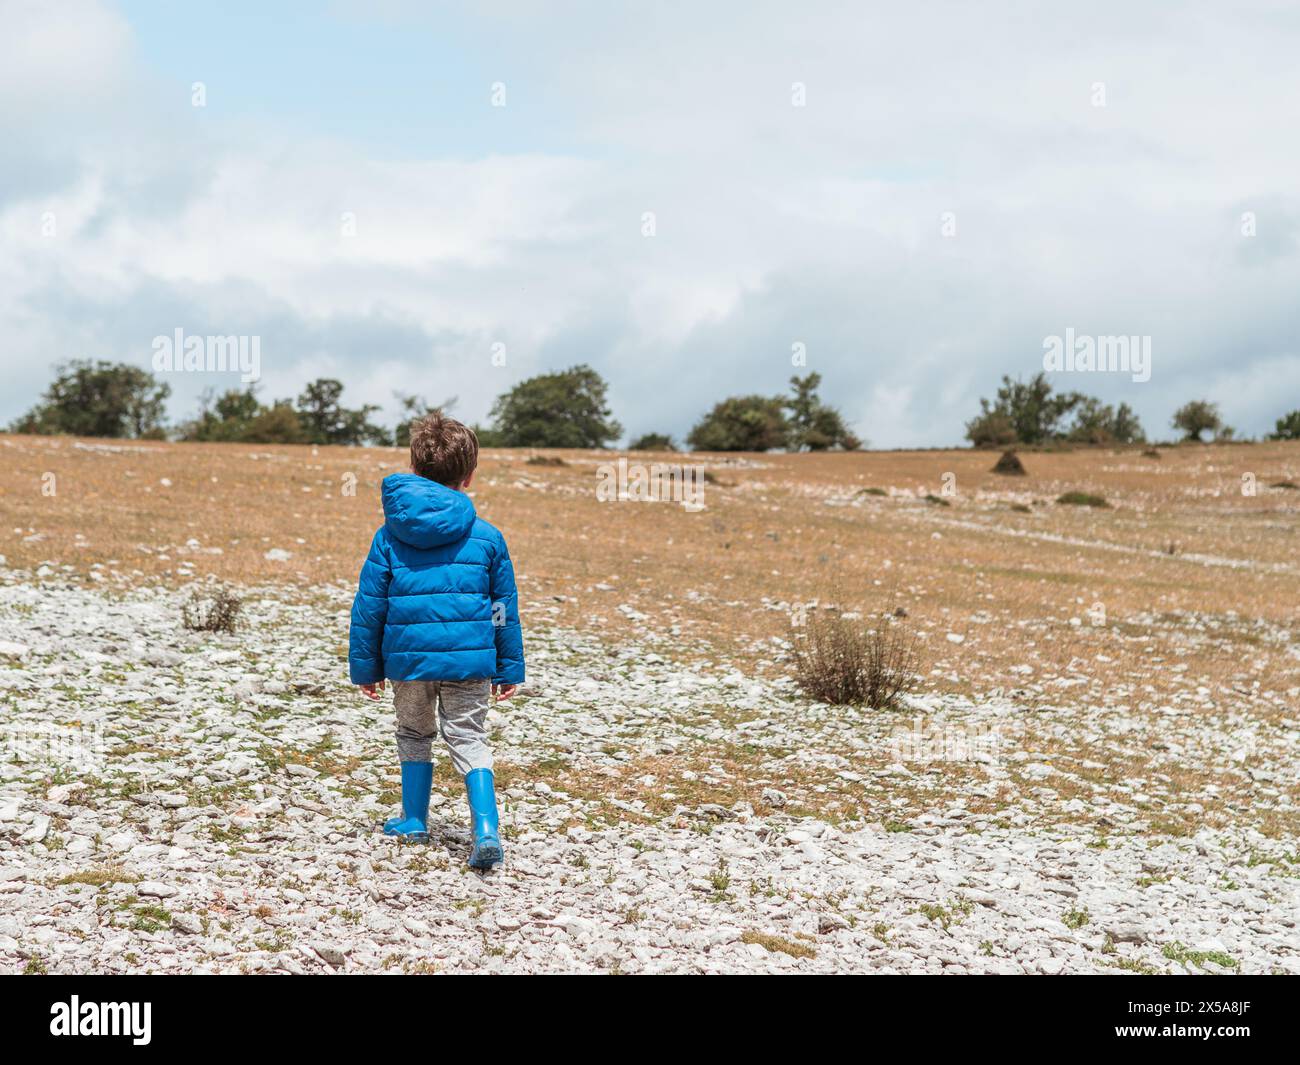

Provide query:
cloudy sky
left=3, top=0, right=1298, bottom=447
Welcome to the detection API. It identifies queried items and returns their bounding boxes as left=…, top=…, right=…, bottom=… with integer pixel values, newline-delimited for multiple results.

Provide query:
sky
left=2, top=0, right=1299, bottom=447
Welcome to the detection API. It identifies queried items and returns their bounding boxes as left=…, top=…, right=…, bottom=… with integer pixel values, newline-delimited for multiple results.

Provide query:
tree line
left=9, top=358, right=1300, bottom=450
left=964, top=372, right=1291, bottom=447
left=6, top=360, right=860, bottom=452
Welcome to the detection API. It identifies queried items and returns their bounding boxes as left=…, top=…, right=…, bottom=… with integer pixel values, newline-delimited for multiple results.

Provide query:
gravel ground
left=1, top=573, right=1297, bottom=974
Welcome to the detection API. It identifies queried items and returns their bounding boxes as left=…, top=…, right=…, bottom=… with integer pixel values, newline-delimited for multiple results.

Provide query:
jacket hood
left=381, top=473, right=477, bottom=548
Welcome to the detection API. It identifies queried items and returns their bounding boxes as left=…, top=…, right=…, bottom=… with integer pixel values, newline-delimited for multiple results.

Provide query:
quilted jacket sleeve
left=349, top=529, right=392, bottom=685
left=489, top=534, right=525, bottom=685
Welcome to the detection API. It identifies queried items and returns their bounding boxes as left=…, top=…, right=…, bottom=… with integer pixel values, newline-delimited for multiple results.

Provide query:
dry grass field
left=3, top=432, right=1299, bottom=972
left=3, top=432, right=1298, bottom=664
left=4, top=432, right=1298, bottom=834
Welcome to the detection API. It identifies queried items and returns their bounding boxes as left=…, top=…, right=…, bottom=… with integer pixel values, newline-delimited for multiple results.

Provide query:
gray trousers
left=393, top=679, right=493, bottom=776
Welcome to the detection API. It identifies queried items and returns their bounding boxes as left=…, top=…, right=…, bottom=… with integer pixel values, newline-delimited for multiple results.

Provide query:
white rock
left=171, top=913, right=203, bottom=935
left=20, top=815, right=49, bottom=843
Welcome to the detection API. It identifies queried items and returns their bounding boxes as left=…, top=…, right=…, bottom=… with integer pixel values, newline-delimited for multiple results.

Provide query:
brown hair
left=409, top=411, right=479, bottom=486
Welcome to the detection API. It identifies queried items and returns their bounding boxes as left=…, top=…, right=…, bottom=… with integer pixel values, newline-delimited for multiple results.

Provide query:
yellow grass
left=3, top=433, right=1296, bottom=682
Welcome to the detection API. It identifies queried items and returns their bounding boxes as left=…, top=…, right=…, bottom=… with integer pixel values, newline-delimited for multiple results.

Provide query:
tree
left=179, top=379, right=385, bottom=446
left=181, top=387, right=263, bottom=442
left=1066, top=398, right=1146, bottom=445
left=687, top=395, right=789, bottom=452
left=487, top=364, right=622, bottom=448
left=1171, top=400, right=1222, bottom=442
left=784, top=373, right=860, bottom=450
left=296, top=378, right=387, bottom=447
left=628, top=432, right=677, bottom=451
left=1110, top=402, right=1146, bottom=444
left=965, top=373, right=1083, bottom=447
left=1269, top=410, right=1300, bottom=441
left=11, top=360, right=170, bottom=439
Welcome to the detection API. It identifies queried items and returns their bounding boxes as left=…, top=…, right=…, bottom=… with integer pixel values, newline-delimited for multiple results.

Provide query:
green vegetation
left=1171, top=400, right=1231, bottom=443
left=486, top=364, right=622, bottom=448
left=688, top=373, right=859, bottom=452
left=628, top=432, right=676, bottom=450
left=965, top=372, right=1144, bottom=448
left=1057, top=491, right=1109, bottom=508
left=1269, top=409, right=1300, bottom=441
left=1161, top=940, right=1239, bottom=971
left=740, top=930, right=817, bottom=959
left=10, top=360, right=170, bottom=439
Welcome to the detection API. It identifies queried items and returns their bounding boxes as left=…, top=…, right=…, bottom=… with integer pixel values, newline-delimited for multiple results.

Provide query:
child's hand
left=492, top=683, right=518, bottom=703
left=358, top=680, right=385, bottom=700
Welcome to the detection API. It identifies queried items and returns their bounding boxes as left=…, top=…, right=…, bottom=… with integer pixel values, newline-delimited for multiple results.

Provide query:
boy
left=348, top=413, right=524, bottom=869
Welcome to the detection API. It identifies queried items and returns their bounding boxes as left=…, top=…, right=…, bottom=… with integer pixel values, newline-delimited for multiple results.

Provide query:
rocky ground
left=1, top=570, right=1297, bottom=974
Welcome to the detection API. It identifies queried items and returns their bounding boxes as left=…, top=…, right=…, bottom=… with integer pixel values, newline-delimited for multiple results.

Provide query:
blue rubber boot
left=465, top=768, right=503, bottom=869
left=383, top=761, right=433, bottom=842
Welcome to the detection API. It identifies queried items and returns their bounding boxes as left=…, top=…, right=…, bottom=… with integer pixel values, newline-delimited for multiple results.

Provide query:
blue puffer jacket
left=348, top=473, right=525, bottom=686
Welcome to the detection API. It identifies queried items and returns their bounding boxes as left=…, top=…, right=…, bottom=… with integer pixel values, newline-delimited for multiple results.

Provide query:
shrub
left=1067, top=398, right=1145, bottom=445
left=965, top=409, right=1018, bottom=449
left=790, top=611, right=919, bottom=709
left=181, top=586, right=243, bottom=634
left=1056, top=491, right=1109, bottom=508
left=525, top=455, right=566, bottom=467
left=687, top=395, right=789, bottom=452
left=628, top=432, right=676, bottom=451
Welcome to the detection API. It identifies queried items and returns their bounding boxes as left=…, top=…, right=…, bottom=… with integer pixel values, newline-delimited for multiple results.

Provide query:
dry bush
left=181, top=585, right=243, bottom=634
left=991, top=449, right=1027, bottom=475
left=790, top=610, right=920, bottom=708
